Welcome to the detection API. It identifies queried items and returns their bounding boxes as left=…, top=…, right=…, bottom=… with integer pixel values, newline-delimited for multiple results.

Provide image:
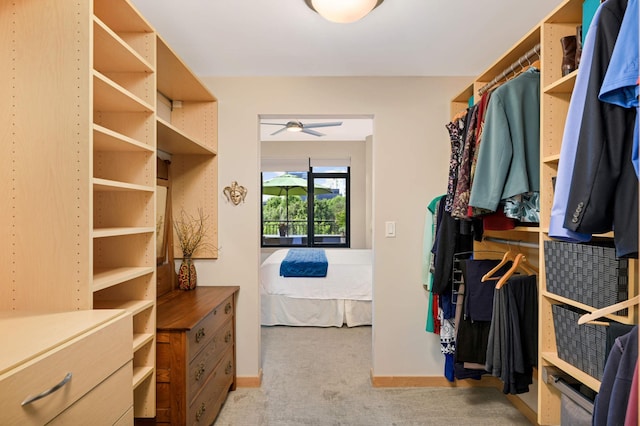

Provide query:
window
left=261, top=165, right=350, bottom=248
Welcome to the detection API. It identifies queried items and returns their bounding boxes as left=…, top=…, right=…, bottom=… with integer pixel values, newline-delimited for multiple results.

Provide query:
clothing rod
left=482, top=236, right=539, bottom=249
left=478, top=44, right=541, bottom=96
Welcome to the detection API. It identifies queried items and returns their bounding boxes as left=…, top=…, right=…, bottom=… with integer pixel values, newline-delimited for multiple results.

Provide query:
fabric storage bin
left=561, top=394, right=592, bottom=426
left=544, top=240, right=628, bottom=311
left=552, top=304, right=607, bottom=380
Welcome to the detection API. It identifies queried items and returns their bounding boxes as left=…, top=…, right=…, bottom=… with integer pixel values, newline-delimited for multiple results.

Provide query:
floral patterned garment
left=451, top=105, right=479, bottom=219
left=444, top=114, right=467, bottom=213
left=504, top=191, right=540, bottom=223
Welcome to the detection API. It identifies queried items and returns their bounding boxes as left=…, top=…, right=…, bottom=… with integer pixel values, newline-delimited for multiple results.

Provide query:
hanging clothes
left=468, top=68, right=540, bottom=214
left=455, top=259, right=512, bottom=367
left=593, top=326, right=638, bottom=426
left=598, top=0, right=639, bottom=178
left=444, top=113, right=467, bottom=213
left=561, top=0, right=638, bottom=258
left=451, top=105, right=479, bottom=219
left=423, top=195, right=444, bottom=334
left=485, top=274, right=538, bottom=395
left=549, top=1, right=602, bottom=243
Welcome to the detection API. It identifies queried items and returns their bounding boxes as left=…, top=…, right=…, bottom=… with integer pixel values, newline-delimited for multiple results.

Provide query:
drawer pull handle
left=196, top=402, right=206, bottom=421
left=225, top=361, right=233, bottom=375
left=195, top=327, right=206, bottom=343
left=225, top=302, right=232, bottom=314
left=225, top=330, right=232, bottom=343
left=21, top=372, right=72, bottom=406
left=195, top=363, right=206, bottom=381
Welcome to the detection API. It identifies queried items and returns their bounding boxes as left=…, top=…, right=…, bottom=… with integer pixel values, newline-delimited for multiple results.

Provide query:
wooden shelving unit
left=156, top=36, right=219, bottom=260
left=1, top=0, right=219, bottom=421
left=450, top=0, right=638, bottom=423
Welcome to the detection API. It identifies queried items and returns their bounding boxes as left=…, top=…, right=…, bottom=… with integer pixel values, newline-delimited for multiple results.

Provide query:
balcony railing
left=262, top=220, right=345, bottom=246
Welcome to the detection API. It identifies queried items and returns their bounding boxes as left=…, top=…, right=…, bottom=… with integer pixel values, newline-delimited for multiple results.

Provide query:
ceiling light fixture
left=304, top=0, right=384, bottom=24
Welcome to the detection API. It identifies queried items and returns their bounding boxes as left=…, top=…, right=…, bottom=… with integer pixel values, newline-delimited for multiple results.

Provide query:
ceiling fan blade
left=262, top=123, right=287, bottom=126
left=303, top=121, right=343, bottom=129
left=301, top=128, right=324, bottom=136
left=271, top=127, right=289, bottom=136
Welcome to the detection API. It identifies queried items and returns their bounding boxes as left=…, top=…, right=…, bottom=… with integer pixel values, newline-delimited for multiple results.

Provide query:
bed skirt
left=261, top=294, right=372, bottom=327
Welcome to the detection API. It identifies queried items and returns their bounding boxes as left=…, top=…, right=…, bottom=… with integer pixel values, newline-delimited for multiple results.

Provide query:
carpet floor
left=214, top=325, right=532, bottom=426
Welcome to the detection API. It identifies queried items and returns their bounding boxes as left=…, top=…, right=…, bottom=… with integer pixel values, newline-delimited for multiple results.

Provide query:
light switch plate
left=385, top=221, right=396, bottom=237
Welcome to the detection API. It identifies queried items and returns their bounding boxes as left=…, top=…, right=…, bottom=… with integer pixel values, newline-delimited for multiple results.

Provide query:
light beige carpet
left=215, top=325, right=531, bottom=425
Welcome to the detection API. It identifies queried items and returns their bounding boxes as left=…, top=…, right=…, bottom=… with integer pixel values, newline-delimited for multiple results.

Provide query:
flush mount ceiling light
left=304, top=0, right=384, bottom=23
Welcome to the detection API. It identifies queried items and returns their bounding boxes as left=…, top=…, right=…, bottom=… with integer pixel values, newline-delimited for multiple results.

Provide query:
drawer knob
left=195, top=327, right=206, bottom=343
left=21, top=372, right=72, bottom=406
left=225, top=330, right=232, bottom=343
left=225, top=302, right=232, bottom=314
left=195, top=362, right=206, bottom=381
left=225, top=361, right=233, bottom=375
left=196, top=402, right=206, bottom=421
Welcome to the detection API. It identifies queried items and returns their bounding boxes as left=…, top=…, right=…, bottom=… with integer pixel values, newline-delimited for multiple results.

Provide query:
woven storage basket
left=544, top=240, right=628, bottom=310
left=552, top=304, right=606, bottom=380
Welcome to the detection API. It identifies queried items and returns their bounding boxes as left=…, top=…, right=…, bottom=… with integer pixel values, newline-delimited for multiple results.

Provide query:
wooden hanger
left=481, top=248, right=516, bottom=282
left=577, top=295, right=640, bottom=325
left=495, top=253, right=537, bottom=289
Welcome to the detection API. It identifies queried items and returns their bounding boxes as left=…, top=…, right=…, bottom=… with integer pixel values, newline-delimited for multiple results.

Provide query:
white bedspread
left=260, top=249, right=372, bottom=300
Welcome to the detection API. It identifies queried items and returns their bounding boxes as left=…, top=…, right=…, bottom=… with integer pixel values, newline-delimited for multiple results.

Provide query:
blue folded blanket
left=280, top=248, right=328, bottom=277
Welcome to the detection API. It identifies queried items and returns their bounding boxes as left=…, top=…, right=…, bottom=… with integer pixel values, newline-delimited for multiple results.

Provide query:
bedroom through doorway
left=258, top=113, right=375, bottom=368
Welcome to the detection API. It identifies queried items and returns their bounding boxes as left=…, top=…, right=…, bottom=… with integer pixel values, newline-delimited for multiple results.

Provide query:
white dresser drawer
left=0, top=311, right=132, bottom=425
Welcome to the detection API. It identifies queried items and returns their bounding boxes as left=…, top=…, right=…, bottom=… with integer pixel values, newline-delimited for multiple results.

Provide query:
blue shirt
left=599, top=0, right=639, bottom=177
left=548, top=5, right=603, bottom=242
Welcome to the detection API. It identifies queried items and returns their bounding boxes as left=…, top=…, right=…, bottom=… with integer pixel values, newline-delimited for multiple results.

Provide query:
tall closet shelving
left=156, top=36, right=219, bottom=261
left=1, top=0, right=218, bottom=421
left=450, top=0, right=638, bottom=423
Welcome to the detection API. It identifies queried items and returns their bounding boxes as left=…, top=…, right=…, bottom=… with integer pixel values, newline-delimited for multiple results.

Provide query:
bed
left=260, top=248, right=372, bottom=327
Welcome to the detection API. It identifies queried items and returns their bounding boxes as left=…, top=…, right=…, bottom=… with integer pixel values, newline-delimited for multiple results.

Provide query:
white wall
left=194, top=76, right=472, bottom=380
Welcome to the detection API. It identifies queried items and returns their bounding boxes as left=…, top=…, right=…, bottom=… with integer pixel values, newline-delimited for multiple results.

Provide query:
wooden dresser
left=0, top=310, right=133, bottom=425
left=156, top=286, right=239, bottom=424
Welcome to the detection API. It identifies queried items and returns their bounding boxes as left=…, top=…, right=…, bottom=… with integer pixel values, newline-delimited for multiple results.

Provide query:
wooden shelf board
left=93, top=177, right=154, bottom=192
left=156, top=35, right=216, bottom=102
left=541, top=352, right=600, bottom=392
left=133, top=332, right=155, bottom=353
left=94, top=298, right=155, bottom=316
left=476, top=25, right=541, bottom=85
left=543, top=0, right=582, bottom=24
left=93, top=266, right=155, bottom=292
left=93, top=124, right=154, bottom=153
left=94, top=0, right=154, bottom=33
left=93, top=71, right=154, bottom=113
left=93, top=17, right=153, bottom=74
left=93, top=226, right=155, bottom=238
left=156, top=117, right=216, bottom=155
left=132, top=366, right=154, bottom=390
left=543, top=154, right=560, bottom=163
left=544, top=71, right=577, bottom=94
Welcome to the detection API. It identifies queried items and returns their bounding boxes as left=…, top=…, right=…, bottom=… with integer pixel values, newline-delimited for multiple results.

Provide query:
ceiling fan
left=262, top=120, right=343, bottom=137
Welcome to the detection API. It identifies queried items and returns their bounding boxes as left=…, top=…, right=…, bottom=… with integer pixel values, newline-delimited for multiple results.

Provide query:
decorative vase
left=178, top=255, right=197, bottom=290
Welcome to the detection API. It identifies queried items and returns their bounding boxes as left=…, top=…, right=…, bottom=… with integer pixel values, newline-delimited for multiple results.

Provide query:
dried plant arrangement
left=173, top=208, right=212, bottom=257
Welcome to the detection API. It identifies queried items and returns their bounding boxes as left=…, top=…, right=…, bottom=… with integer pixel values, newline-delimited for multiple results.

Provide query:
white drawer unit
left=0, top=310, right=133, bottom=425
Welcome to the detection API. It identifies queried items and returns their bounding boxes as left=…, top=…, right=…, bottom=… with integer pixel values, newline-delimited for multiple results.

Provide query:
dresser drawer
left=186, top=295, right=234, bottom=360
left=49, top=361, right=133, bottom=425
left=187, top=348, right=234, bottom=425
left=187, top=318, right=233, bottom=404
left=0, top=313, right=131, bottom=425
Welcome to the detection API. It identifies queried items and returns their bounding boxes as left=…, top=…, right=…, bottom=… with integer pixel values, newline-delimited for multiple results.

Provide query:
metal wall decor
left=223, top=181, right=247, bottom=205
